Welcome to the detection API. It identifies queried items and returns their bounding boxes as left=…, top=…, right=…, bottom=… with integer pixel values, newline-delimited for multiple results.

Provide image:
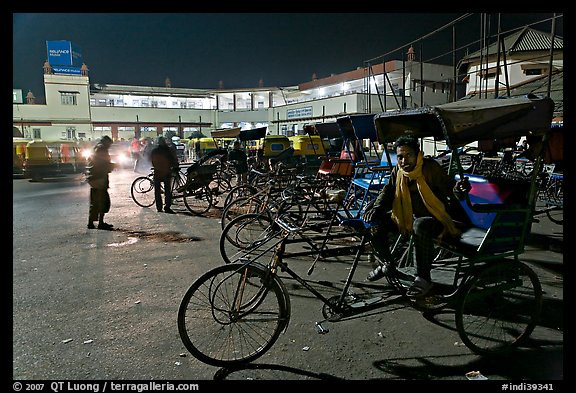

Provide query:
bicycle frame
left=230, top=214, right=401, bottom=317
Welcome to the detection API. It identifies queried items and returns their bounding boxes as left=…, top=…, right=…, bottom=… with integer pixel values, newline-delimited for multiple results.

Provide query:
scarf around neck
left=391, top=151, right=460, bottom=239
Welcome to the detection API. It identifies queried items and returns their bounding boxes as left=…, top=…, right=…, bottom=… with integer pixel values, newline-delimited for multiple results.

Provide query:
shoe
left=97, top=223, right=114, bottom=230
left=157, top=209, right=163, bottom=212
left=87, top=222, right=95, bottom=229
left=367, top=263, right=396, bottom=281
left=406, top=277, right=433, bottom=297
left=164, top=208, right=176, bottom=214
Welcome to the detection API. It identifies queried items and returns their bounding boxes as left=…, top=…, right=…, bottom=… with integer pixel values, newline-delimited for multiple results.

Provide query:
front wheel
left=131, top=176, right=155, bottom=207
left=455, top=260, right=542, bottom=356
left=177, top=263, right=290, bottom=367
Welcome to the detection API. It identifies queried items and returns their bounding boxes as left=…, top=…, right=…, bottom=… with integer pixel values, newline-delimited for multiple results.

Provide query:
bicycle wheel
left=178, top=262, right=290, bottom=367
left=455, top=260, right=542, bottom=356
left=223, top=184, right=258, bottom=209
left=209, top=175, right=232, bottom=210
left=183, top=185, right=213, bottom=215
left=221, top=196, right=268, bottom=230
left=220, top=213, right=280, bottom=264
left=545, top=206, right=563, bottom=225
left=131, top=176, right=155, bottom=207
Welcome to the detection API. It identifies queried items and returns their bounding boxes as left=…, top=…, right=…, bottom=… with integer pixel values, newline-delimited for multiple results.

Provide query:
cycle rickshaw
left=178, top=94, right=555, bottom=366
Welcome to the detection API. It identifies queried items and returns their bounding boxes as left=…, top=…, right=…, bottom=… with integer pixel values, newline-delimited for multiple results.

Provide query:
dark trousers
left=371, top=213, right=443, bottom=282
left=154, top=176, right=173, bottom=211
left=89, top=188, right=111, bottom=222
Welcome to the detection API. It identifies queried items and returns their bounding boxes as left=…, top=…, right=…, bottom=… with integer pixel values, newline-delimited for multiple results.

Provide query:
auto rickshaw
left=22, top=140, right=60, bottom=180
left=190, top=137, right=217, bottom=160
left=13, top=137, right=31, bottom=175
left=261, top=135, right=291, bottom=157
left=289, top=134, right=327, bottom=174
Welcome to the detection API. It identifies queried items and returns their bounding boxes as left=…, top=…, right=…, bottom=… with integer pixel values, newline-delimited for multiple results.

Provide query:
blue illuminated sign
left=46, top=40, right=83, bottom=67
left=52, top=66, right=82, bottom=75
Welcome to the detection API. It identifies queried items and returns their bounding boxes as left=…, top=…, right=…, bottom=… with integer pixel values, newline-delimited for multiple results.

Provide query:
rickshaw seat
left=317, top=150, right=356, bottom=176
left=437, top=205, right=532, bottom=260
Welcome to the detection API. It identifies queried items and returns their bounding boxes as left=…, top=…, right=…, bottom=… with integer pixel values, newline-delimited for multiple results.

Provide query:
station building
left=13, top=27, right=562, bottom=157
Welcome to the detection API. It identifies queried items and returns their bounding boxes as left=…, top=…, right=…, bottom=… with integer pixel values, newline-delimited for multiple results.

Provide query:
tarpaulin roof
left=210, top=127, right=241, bottom=139
left=239, top=127, right=267, bottom=141
left=337, top=113, right=378, bottom=141
left=313, top=122, right=341, bottom=139
left=374, top=94, right=555, bottom=149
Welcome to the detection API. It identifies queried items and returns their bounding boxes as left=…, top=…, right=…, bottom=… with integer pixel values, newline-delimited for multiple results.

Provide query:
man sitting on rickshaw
left=362, top=135, right=471, bottom=297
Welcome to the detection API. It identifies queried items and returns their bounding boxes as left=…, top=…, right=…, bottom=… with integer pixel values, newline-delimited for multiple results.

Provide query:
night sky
left=13, top=13, right=562, bottom=102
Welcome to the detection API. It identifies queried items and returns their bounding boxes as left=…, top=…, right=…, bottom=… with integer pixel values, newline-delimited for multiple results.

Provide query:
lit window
left=60, top=91, right=78, bottom=105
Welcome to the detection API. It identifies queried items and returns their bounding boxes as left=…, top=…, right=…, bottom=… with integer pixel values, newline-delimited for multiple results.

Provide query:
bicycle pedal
left=315, top=322, right=329, bottom=334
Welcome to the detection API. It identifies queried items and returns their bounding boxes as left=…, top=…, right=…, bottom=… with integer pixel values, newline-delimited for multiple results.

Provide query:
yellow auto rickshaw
left=13, top=137, right=31, bottom=175
left=22, top=140, right=59, bottom=180
left=190, top=137, right=217, bottom=160
left=262, top=135, right=291, bottom=157
left=289, top=134, right=327, bottom=173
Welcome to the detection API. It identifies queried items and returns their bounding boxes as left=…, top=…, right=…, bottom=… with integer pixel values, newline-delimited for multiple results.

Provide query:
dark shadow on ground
left=214, top=362, right=344, bottom=380
left=373, top=346, right=563, bottom=380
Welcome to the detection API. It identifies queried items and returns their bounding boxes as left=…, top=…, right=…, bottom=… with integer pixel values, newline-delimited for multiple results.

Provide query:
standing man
left=130, top=137, right=141, bottom=171
left=228, top=140, right=249, bottom=184
left=150, top=136, right=179, bottom=214
left=86, top=135, right=116, bottom=230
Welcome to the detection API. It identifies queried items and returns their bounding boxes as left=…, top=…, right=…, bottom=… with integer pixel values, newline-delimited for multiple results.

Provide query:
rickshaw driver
left=362, top=135, right=471, bottom=297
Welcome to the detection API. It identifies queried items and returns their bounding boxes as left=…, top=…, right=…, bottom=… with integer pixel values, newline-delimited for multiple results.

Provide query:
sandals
left=366, top=263, right=396, bottom=282
left=406, top=277, right=433, bottom=297
left=97, top=222, right=114, bottom=230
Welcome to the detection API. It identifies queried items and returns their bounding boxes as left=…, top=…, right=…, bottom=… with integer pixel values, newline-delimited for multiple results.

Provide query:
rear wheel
left=221, top=196, right=268, bottom=230
left=208, top=175, right=232, bottom=210
left=223, top=184, right=258, bottom=209
left=456, top=260, right=542, bottom=355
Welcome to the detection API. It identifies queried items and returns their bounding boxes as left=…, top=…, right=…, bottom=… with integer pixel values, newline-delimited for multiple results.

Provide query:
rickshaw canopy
left=310, top=122, right=341, bottom=139
left=337, top=113, right=379, bottom=142
left=239, top=127, right=267, bottom=142
left=210, top=127, right=242, bottom=139
left=374, top=94, right=555, bottom=149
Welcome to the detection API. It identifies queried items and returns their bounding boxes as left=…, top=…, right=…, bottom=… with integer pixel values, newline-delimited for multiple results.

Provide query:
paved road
left=13, top=168, right=563, bottom=383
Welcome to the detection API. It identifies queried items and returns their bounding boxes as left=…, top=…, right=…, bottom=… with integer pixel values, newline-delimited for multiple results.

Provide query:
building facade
left=13, top=28, right=562, bottom=150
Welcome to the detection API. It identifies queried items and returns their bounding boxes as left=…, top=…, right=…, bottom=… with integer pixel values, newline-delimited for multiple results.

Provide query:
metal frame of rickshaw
left=368, top=94, right=554, bottom=354
left=213, top=94, right=554, bottom=364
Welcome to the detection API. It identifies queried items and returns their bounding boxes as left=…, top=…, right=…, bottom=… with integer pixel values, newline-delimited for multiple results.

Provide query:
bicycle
left=534, top=166, right=563, bottom=225
left=179, top=205, right=542, bottom=367
left=178, top=214, right=398, bottom=367
left=130, top=167, right=187, bottom=208
left=179, top=95, right=549, bottom=366
left=130, top=164, right=215, bottom=215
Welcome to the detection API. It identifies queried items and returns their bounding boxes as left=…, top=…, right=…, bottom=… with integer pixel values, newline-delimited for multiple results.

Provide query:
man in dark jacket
left=86, top=135, right=116, bottom=229
left=151, top=136, right=179, bottom=213
left=228, top=140, right=248, bottom=184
